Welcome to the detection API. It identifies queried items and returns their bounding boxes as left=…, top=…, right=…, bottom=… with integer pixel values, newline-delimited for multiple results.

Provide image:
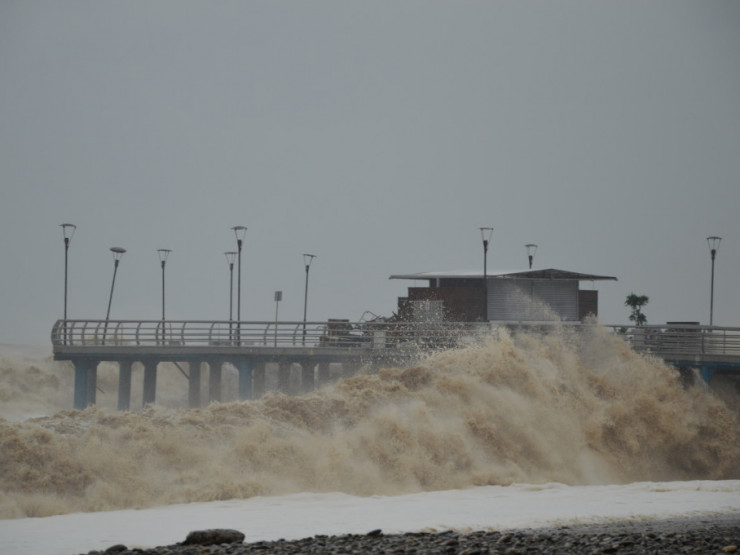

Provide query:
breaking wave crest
left=1, top=326, right=738, bottom=519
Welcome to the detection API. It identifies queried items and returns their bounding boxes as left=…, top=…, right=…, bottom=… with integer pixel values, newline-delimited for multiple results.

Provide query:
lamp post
left=525, top=243, right=538, bottom=269
left=707, top=236, right=721, bottom=326
left=480, top=227, right=494, bottom=321
left=104, top=247, right=126, bottom=343
left=225, top=251, right=236, bottom=342
left=274, top=290, right=282, bottom=347
left=302, top=253, right=316, bottom=345
left=232, top=226, right=247, bottom=344
left=157, top=249, right=171, bottom=321
left=60, top=223, right=76, bottom=321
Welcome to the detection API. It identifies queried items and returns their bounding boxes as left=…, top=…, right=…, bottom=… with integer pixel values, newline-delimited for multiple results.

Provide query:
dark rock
left=103, top=546, right=128, bottom=554
left=366, top=529, right=383, bottom=537
left=181, top=528, right=245, bottom=546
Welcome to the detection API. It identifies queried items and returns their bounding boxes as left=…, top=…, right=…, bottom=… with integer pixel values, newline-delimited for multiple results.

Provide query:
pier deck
left=51, top=320, right=740, bottom=410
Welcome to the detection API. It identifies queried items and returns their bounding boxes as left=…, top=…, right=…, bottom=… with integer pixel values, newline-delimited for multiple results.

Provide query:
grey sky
left=1, top=1, right=739, bottom=346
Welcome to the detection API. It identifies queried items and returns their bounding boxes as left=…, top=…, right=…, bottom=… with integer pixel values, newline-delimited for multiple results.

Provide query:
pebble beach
left=80, top=514, right=740, bottom=554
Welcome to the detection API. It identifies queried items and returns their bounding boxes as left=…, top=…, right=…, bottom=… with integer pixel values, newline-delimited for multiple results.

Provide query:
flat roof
left=389, top=268, right=618, bottom=281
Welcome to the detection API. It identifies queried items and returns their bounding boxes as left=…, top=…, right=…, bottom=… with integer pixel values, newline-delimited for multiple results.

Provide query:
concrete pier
left=253, top=362, right=266, bottom=398
left=73, top=359, right=97, bottom=409
left=117, top=360, right=132, bottom=411
left=237, top=360, right=252, bottom=400
left=208, top=361, right=221, bottom=403
left=143, top=361, right=157, bottom=405
left=68, top=355, right=371, bottom=410
left=54, top=319, right=740, bottom=411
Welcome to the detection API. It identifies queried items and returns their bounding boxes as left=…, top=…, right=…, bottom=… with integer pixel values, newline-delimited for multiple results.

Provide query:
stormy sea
left=1, top=324, right=738, bottom=554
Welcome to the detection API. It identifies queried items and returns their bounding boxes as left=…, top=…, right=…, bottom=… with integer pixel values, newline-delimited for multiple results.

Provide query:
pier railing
left=605, top=323, right=740, bottom=361
left=51, top=319, right=489, bottom=351
left=52, top=319, right=740, bottom=362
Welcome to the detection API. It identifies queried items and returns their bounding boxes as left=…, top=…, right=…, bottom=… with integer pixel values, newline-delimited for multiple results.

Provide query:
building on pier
left=390, top=268, right=618, bottom=323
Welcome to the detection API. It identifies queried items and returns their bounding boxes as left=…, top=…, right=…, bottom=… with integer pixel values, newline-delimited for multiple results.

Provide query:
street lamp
left=707, top=236, right=722, bottom=326
left=480, top=227, right=494, bottom=321
left=302, top=253, right=316, bottom=345
left=525, top=243, right=538, bottom=269
left=225, top=251, right=236, bottom=342
left=225, top=251, right=236, bottom=320
left=106, top=247, right=126, bottom=320
left=274, top=290, right=283, bottom=347
left=157, top=249, right=171, bottom=321
left=104, top=247, right=126, bottom=343
left=60, top=223, right=76, bottom=321
left=232, top=226, right=247, bottom=344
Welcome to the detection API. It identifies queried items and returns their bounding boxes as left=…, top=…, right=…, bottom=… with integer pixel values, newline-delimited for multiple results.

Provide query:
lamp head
left=479, top=227, right=493, bottom=243
left=707, top=236, right=722, bottom=254
left=232, top=225, right=247, bottom=245
left=525, top=243, right=538, bottom=268
left=157, top=249, right=172, bottom=263
left=225, top=251, right=237, bottom=265
left=60, top=223, right=76, bottom=243
left=303, top=253, right=317, bottom=268
left=110, top=247, right=126, bottom=261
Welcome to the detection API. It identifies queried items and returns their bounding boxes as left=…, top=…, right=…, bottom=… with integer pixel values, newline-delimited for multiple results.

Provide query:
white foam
left=1, top=481, right=738, bottom=555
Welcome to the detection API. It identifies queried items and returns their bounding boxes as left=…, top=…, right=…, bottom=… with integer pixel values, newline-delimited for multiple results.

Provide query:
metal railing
left=607, top=323, right=740, bottom=360
left=51, top=319, right=488, bottom=351
left=51, top=320, right=740, bottom=361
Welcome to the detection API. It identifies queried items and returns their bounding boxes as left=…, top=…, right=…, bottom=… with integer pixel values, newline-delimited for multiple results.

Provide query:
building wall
left=578, top=290, right=598, bottom=320
left=398, top=280, right=599, bottom=322
left=398, top=286, right=485, bottom=321
left=488, top=279, right=579, bottom=321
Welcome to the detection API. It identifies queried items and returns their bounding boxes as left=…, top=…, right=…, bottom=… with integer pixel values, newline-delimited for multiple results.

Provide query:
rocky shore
left=80, top=514, right=740, bottom=554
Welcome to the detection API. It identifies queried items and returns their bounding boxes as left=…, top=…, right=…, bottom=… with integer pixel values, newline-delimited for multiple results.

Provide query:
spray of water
left=0, top=325, right=737, bottom=519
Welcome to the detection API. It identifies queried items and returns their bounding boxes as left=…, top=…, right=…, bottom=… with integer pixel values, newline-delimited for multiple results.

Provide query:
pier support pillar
left=317, top=362, right=331, bottom=388
left=189, top=361, right=202, bottom=408
left=117, top=360, right=132, bottom=411
left=701, top=365, right=716, bottom=384
left=301, top=362, right=315, bottom=393
left=87, top=361, right=98, bottom=407
left=73, top=359, right=98, bottom=410
left=209, top=361, right=222, bottom=403
left=253, top=362, right=266, bottom=398
left=143, top=360, right=158, bottom=406
left=277, top=361, right=291, bottom=394
left=237, top=360, right=253, bottom=400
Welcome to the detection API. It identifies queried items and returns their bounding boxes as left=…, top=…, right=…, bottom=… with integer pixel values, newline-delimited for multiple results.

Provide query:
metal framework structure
left=52, top=319, right=740, bottom=361
left=51, top=320, right=740, bottom=411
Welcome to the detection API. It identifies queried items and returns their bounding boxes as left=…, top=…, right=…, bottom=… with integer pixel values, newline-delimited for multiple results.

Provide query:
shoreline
left=78, top=514, right=740, bottom=554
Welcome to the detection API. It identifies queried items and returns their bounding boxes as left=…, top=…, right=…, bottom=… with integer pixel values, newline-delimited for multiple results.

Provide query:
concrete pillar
left=317, top=362, right=331, bottom=388
left=87, top=361, right=98, bottom=406
left=301, top=362, right=315, bottom=393
left=277, top=361, right=291, bottom=394
left=189, top=360, right=202, bottom=408
left=117, top=360, right=132, bottom=411
left=253, top=362, right=266, bottom=398
left=701, top=365, right=716, bottom=384
left=73, top=359, right=97, bottom=410
left=143, top=360, right=158, bottom=406
left=237, top=359, right=253, bottom=400
left=209, top=360, right=222, bottom=403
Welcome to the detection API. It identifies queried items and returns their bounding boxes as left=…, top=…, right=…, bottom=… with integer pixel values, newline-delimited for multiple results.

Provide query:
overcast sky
left=1, top=1, right=739, bottom=346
